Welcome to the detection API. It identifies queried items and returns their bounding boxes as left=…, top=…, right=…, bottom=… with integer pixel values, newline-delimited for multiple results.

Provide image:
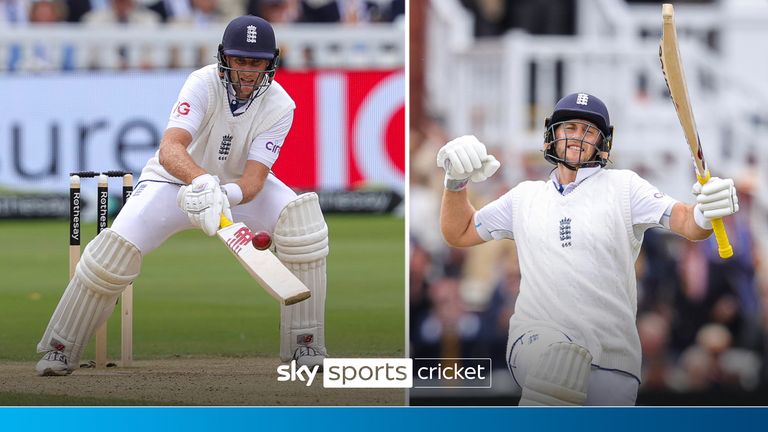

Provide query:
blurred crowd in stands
left=0, top=0, right=404, bottom=71
left=409, top=119, right=768, bottom=402
left=1, top=0, right=404, bottom=26
left=457, top=0, right=713, bottom=38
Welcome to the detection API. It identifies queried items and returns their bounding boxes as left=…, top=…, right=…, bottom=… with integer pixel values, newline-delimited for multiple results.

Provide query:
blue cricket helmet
left=217, top=15, right=280, bottom=102
left=544, top=92, right=614, bottom=169
left=549, top=92, right=612, bottom=138
left=221, top=15, right=277, bottom=60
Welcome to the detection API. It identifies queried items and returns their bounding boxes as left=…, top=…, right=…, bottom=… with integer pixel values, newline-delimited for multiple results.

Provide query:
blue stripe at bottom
left=1, top=407, right=767, bottom=431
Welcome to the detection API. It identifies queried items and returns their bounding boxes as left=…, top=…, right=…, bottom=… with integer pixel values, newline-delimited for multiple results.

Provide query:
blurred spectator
left=29, top=0, right=63, bottom=21
left=169, top=0, right=225, bottom=26
left=647, top=317, right=762, bottom=395
left=1, top=0, right=30, bottom=23
left=473, top=250, right=519, bottom=365
left=705, top=173, right=764, bottom=351
left=65, top=0, right=119, bottom=22
left=671, top=345, right=716, bottom=392
left=667, top=323, right=762, bottom=392
left=299, top=0, right=383, bottom=24
left=458, top=0, right=511, bottom=38
left=82, top=0, right=160, bottom=25
left=637, top=229, right=681, bottom=314
left=82, top=0, right=161, bottom=69
left=167, top=0, right=227, bottom=67
left=638, top=312, right=672, bottom=391
left=2, top=0, right=30, bottom=70
left=459, top=0, right=576, bottom=37
left=147, top=0, right=191, bottom=22
left=24, top=0, right=76, bottom=71
left=216, top=0, right=244, bottom=21
left=4, top=0, right=75, bottom=72
left=409, top=121, right=449, bottom=255
left=247, top=0, right=299, bottom=23
left=410, top=240, right=434, bottom=344
left=669, top=239, right=711, bottom=349
left=412, top=277, right=481, bottom=359
left=384, top=0, right=401, bottom=22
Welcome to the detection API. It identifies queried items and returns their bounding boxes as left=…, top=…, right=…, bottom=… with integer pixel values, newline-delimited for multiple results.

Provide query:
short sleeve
left=166, top=71, right=209, bottom=138
left=630, top=172, right=678, bottom=227
left=474, top=189, right=516, bottom=241
left=247, top=110, right=294, bottom=169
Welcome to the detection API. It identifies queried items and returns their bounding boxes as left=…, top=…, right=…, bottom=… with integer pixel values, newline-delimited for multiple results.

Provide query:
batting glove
left=436, top=135, right=501, bottom=191
left=691, top=177, right=739, bottom=230
left=177, top=174, right=233, bottom=236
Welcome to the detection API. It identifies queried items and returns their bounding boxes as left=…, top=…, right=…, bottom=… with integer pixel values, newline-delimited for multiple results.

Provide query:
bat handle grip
left=711, top=218, right=733, bottom=259
left=697, top=173, right=733, bottom=259
left=220, top=213, right=233, bottom=228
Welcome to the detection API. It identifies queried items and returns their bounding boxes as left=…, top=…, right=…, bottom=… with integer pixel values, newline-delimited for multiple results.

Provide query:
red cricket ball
left=252, top=231, right=272, bottom=250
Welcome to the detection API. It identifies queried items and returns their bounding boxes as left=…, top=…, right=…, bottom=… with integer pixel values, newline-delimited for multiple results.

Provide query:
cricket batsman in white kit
left=36, top=15, right=328, bottom=376
left=438, top=93, right=739, bottom=405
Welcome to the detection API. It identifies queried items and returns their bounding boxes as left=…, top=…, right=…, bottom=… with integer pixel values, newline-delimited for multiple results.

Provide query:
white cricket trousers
left=110, top=174, right=297, bottom=255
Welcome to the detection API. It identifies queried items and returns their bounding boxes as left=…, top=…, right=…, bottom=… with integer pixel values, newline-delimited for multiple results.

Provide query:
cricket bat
left=217, top=214, right=311, bottom=305
left=659, top=3, right=733, bottom=258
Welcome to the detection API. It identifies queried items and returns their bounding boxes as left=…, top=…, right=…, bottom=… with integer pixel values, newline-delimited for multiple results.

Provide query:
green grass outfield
left=0, top=215, right=404, bottom=362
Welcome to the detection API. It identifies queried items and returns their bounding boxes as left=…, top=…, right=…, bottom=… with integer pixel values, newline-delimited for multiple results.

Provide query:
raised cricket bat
left=659, top=3, right=733, bottom=258
left=217, top=214, right=311, bottom=305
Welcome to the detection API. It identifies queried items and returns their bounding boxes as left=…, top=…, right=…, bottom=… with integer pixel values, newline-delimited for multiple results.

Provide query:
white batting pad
left=519, top=342, right=593, bottom=406
left=273, top=193, right=329, bottom=361
left=37, top=229, right=141, bottom=366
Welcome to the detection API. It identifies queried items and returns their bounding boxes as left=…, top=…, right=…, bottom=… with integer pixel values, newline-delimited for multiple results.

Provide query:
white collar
left=227, top=84, right=252, bottom=116
left=550, top=166, right=602, bottom=195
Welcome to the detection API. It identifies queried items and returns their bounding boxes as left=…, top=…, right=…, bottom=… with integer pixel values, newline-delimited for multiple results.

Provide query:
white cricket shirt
left=140, top=64, right=296, bottom=184
left=474, top=168, right=676, bottom=378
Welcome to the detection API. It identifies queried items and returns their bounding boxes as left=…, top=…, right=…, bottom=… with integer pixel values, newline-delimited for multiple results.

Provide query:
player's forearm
left=159, top=140, right=205, bottom=184
left=234, top=160, right=271, bottom=204
left=236, top=179, right=265, bottom=204
left=440, top=189, right=481, bottom=247
left=670, top=202, right=712, bottom=241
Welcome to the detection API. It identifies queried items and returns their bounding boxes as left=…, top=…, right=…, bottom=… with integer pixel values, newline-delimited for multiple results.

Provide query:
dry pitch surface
left=0, top=357, right=405, bottom=406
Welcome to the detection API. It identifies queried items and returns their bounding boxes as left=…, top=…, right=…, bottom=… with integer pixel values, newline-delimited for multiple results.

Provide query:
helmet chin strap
left=225, top=71, right=265, bottom=113
left=544, top=120, right=609, bottom=170
left=227, top=68, right=272, bottom=103
left=545, top=139, right=597, bottom=171
left=559, top=139, right=597, bottom=171
left=226, top=82, right=247, bottom=103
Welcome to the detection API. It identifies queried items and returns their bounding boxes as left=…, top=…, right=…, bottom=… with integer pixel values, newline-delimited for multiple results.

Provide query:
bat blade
left=660, top=3, right=706, bottom=178
left=659, top=3, right=733, bottom=259
left=217, top=217, right=311, bottom=305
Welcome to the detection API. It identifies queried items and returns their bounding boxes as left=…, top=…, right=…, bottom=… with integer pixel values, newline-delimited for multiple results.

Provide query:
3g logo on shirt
left=175, top=101, right=191, bottom=116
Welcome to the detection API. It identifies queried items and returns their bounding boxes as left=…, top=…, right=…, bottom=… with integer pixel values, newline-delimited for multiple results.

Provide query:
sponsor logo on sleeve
left=265, top=141, right=281, bottom=154
left=176, top=102, right=190, bottom=116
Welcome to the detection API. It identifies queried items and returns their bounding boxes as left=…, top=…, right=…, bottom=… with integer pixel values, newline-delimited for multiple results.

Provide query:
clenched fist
left=436, top=135, right=501, bottom=191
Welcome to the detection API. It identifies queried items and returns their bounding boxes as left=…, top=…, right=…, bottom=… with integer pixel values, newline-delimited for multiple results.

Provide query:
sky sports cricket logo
left=276, top=358, right=491, bottom=388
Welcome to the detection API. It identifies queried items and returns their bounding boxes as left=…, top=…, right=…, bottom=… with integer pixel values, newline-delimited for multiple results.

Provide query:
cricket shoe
left=293, top=346, right=327, bottom=371
left=36, top=351, right=73, bottom=376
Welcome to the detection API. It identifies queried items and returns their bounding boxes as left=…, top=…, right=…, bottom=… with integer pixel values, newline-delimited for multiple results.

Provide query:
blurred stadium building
left=410, top=0, right=768, bottom=405
left=0, top=0, right=405, bottom=217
